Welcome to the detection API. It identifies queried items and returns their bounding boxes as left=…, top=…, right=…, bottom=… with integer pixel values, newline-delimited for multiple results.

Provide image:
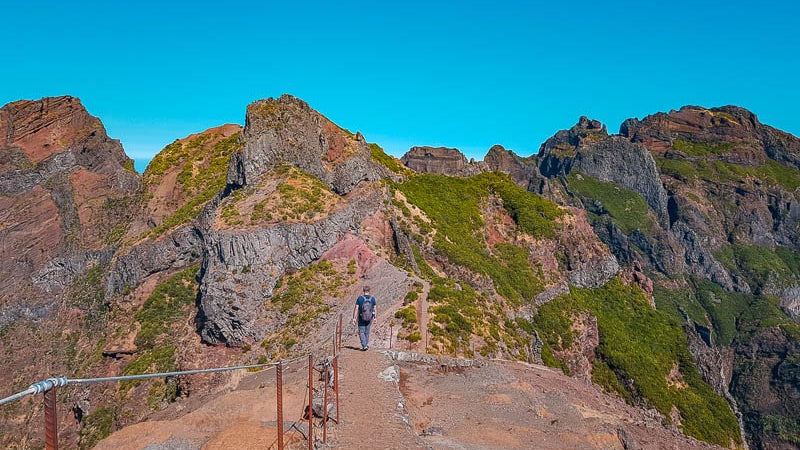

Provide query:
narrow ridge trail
left=328, top=335, right=428, bottom=449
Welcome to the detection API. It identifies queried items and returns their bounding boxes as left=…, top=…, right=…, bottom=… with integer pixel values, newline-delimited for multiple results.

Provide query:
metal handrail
left=0, top=314, right=346, bottom=450
left=0, top=351, right=312, bottom=407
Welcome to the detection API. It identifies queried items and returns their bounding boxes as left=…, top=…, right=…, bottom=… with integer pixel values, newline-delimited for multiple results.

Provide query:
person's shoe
left=363, top=346, right=368, bottom=351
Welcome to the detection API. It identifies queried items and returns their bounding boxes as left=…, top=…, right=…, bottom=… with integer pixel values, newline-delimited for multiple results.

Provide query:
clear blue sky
left=2, top=0, right=798, bottom=170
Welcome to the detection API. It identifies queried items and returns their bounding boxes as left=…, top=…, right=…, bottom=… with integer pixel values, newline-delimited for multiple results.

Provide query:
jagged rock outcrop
left=228, top=94, right=385, bottom=194
left=623, top=105, right=800, bottom=249
left=730, top=327, right=800, bottom=449
left=0, top=96, right=140, bottom=322
left=195, top=96, right=391, bottom=345
left=105, top=226, right=204, bottom=297
left=556, top=208, right=620, bottom=288
left=539, top=116, right=669, bottom=224
left=555, top=312, right=599, bottom=380
left=484, top=144, right=544, bottom=191
left=197, top=185, right=382, bottom=345
left=400, top=146, right=488, bottom=177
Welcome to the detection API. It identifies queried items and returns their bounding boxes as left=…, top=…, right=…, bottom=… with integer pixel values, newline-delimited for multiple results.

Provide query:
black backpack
left=359, top=295, right=374, bottom=322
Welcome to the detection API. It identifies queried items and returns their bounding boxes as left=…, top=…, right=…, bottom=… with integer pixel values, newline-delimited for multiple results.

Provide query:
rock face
left=539, top=116, right=670, bottom=224
left=229, top=94, right=385, bottom=194
left=196, top=186, right=382, bottom=345
left=194, top=95, right=390, bottom=345
left=486, top=106, right=800, bottom=449
left=483, top=144, right=542, bottom=190
left=400, top=146, right=488, bottom=177
left=0, top=96, right=140, bottom=325
left=622, top=105, right=800, bottom=249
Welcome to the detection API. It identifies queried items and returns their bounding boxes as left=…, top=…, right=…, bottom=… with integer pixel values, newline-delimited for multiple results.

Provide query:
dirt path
left=328, top=344, right=427, bottom=449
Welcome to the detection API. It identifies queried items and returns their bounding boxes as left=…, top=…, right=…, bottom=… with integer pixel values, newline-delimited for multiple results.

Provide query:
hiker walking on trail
left=352, top=286, right=377, bottom=351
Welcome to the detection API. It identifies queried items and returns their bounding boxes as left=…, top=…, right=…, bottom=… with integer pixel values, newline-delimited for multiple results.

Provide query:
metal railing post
left=44, top=386, right=58, bottom=450
left=308, top=354, right=313, bottom=450
left=276, top=360, right=284, bottom=450
left=323, top=363, right=329, bottom=443
left=334, top=355, right=340, bottom=424
left=338, top=313, right=343, bottom=351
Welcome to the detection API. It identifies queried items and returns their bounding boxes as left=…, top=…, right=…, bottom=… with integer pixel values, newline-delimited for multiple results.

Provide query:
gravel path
left=329, top=345, right=428, bottom=449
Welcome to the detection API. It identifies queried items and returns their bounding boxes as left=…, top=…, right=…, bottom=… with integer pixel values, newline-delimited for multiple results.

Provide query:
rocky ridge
left=0, top=96, right=139, bottom=326
left=2, top=96, right=798, bottom=449
left=403, top=105, right=800, bottom=449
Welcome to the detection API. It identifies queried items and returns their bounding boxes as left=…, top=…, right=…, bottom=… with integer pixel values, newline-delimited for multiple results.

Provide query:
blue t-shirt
left=356, top=295, right=376, bottom=323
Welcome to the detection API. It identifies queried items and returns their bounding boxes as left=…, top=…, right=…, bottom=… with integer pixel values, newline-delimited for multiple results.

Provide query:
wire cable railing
left=0, top=313, right=347, bottom=450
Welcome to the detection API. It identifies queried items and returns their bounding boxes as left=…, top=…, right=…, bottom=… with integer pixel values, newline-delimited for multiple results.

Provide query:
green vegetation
left=656, top=154, right=800, bottom=191
left=395, top=304, right=421, bottom=343
left=404, top=331, right=422, bottom=342
left=394, top=305, right=417, bottom=327
left=656, top=276, right=793, bottom=347
left=147, top=377, right=179, bottom=410
left=117, top=265, right=197, bottom=403
left=654, top=266, right=800, bottom=448
left=716, top=244, right=799, bottom=292
left=423, top=276, right=536, bottom=358
left=223, top=165, right=338, bottom=226
left=488, top=177, right=565, bottom=237
left=145, top=133, right=243, bottom=237
left=398, top=172, right=564, bottom=304
left=566, top=172, right=656, bottom=235
left=78, top=406, right=115, bottom=450
left=536, top=278, right=741, bottom=446
left=272, top=173, right=332, bottom=220
left=261, top=261, right=349, bottom=359
left=146, top=141, right=187, bottom=177
left=133, top=265, right=199, bottom=350
left=673, top=139, right=736, bottom=156
left=220, top=187, right=248, bottom=226
left=763, top=415, right=800, bottom=444
left=67, top=263, right=107, bottom=330
left=411, top=245, right=439, bottom=280
left=590, top=359, right=631, bottom=402
left=427, top=280, right=480, bottom=354
left=371, top=143, right=410, bottom=175
left=657, top=157, right=699, bottom=181
left=396, top=171, right=567, bottom=357
left=120, top=345, right=177, bottom=393
left=759, top=159, right=800, bottom=191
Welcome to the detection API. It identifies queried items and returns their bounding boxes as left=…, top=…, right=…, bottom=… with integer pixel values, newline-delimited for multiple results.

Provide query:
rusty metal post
left=323, top=364, right=329, bottom=443
left=44, top=386, right=58, bottom=450
left=276, top=361, right=284, bottom=450
left=333, top=355, right=340, bottom=424
left=338, top=313, right=343, bottom=351
left=308, top=354, right=313, bottom=450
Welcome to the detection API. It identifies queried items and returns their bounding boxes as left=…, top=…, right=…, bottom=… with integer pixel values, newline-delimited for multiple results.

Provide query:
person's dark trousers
left=358, top=319, right=372, bottom=349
